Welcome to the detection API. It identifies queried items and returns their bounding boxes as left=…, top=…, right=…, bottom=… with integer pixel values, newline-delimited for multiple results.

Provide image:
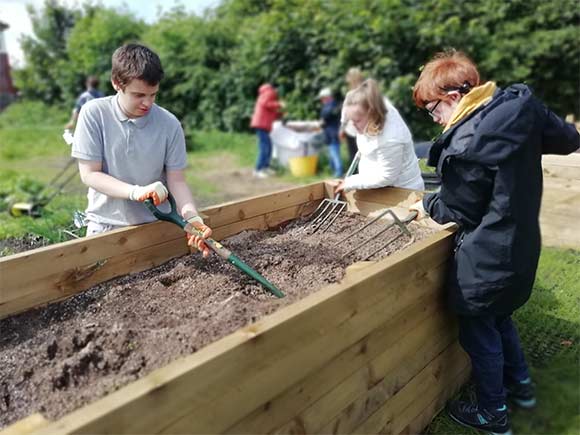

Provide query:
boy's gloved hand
left=129, top=181, right=168, bottom=206
left=185, top=216, right=213, bottom=258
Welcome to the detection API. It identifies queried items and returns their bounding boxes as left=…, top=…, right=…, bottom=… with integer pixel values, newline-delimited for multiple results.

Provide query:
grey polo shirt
left=72, top=95, right=187, bottom=226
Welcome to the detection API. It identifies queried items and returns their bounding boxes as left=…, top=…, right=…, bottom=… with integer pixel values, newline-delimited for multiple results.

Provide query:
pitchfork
left=305, top=152, right=361, bottom=234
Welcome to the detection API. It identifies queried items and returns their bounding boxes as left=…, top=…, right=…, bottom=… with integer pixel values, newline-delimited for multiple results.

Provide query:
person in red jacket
left=250, top=83, right=285, bottom=178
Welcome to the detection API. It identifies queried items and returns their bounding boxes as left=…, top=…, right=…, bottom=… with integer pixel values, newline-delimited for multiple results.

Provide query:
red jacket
left=250, top=84, right=282, bottom=132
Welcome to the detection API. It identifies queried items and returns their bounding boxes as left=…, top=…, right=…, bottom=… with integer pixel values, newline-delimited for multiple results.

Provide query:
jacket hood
left=258, top=83, right=277, bottom=97
left=431, top=84, right=538, bottom=166
left=444, top=82, right=496, bottom=132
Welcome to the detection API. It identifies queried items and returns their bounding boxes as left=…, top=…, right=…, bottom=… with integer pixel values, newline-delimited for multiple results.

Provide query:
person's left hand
left=185, top=216, right=213, bottom=258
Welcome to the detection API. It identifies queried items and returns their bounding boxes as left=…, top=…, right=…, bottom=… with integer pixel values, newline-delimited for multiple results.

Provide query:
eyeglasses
left=425, top=100, right=441, bottom=119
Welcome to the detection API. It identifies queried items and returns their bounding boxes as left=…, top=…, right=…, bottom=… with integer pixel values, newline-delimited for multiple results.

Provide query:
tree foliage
left=13, top=0, right=580, bottom=139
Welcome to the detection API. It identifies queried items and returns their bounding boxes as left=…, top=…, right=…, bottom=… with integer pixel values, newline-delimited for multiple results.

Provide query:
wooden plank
left=2, top=415, right=49, bottom=435
left=211, top=201, right=318, bottom=241
left=1, top=237, right=187, bottom=319
left=0, top=221, right=183, bottom=303
left=541, top=199, right=580, bottom=217
left=37, top=230, right=455, bottom=435
left=201, top=183, right=325, bottom=228
left=1, top=186, right=323, bottom=305
left=274, top=304, right=457, bottom=435
left=0, top=193, right=318, bottom=319
left=388, top=363, right=469, bottom=435
left=542, top=154, right=580, bottom=180
left=397, top=367, right=470, bottom=435
left=539, top=221, right=580, bottom=249
left=353, top=342, right=469, bottom=434
left=226, top=289, right=446, bottom=434
left=346, top=186, right=424, bottom=208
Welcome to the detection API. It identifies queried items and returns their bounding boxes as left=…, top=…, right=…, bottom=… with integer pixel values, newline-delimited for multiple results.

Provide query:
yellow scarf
left=444, top=81, right=497, bottom=132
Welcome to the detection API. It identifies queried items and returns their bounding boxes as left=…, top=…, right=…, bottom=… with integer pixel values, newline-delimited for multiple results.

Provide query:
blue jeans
left=255, top=128, right=272, bottom=171
left=328, top=142, right=343, bottom=177
left=458, top=314, right=530, bottom=409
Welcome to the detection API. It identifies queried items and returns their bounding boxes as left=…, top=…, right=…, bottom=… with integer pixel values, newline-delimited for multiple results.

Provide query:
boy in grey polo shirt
left=72, top=43, right=211, bottom=257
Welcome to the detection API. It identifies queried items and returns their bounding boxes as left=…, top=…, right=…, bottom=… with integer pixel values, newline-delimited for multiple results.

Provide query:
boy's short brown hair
left=413, top=49, right=480, bottom=108
left=111, top=44, right=164, bottom=90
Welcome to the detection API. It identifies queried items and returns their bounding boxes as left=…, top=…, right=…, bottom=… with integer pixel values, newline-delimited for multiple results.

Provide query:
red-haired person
left=410, top=50, right=579, bottom=435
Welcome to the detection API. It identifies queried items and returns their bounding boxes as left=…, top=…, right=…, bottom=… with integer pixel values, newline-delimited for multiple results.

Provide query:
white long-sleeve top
left=342, top=98, right=424, bottom=192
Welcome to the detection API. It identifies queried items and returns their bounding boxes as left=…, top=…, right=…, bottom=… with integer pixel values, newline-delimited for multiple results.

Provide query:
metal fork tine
left=360, top=233, right=416, bottom=262
left=319, top=202, right=347, bottom=233
left=338, top=208, right=417, bottom=260
left=303, top=151, right=361, bottom=235
left=332, top=208, right=397, bottom=247
left=308, top=199, right=334, bottom=227
left=341, top=220, right=397, bottom=258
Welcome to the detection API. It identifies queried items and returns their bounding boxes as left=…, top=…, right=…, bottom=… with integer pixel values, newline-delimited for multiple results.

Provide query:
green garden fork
left=144, top=194, right=284, bottom=298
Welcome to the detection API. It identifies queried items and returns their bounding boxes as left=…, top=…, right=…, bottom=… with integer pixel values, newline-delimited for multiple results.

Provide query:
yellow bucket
left=288, top=155, right=318, bottom=177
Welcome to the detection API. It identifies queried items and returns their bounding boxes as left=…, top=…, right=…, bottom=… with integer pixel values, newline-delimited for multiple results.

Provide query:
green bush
left=12, top=0, right=580, bottom=142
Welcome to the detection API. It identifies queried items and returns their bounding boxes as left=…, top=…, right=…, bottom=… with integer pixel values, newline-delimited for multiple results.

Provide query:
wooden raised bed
left=1, top=182, right=470, bottom=435
left=541, top=153, right=580, bottom=249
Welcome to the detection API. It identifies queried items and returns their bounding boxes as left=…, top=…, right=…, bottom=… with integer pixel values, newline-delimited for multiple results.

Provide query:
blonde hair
left=345, top=67, right=364, bottom=90
left=344, top=79, right=387, bottom=136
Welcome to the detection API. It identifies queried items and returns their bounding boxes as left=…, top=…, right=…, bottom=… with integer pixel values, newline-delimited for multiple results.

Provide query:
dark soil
left=0, top=235, right=51, bottom=257
left=0, top=213, right=435, bottom=429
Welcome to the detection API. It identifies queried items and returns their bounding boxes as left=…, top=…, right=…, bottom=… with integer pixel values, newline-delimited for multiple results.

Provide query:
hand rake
left=333, top=208, right=419, bottom=261
left=305, top=152, right=361, bottom=234
left=144, top=193, right=284, bottom=298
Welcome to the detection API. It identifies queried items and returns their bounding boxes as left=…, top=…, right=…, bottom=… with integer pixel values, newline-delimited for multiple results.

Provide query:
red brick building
left=0, top=21, right=17, bottom=111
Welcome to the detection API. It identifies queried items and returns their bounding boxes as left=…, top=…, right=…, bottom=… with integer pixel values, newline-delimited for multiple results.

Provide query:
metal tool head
left=334, top=209, right=418, bottom=261
left=304, top=195, right=348, bottom=234
left=303, top=152, right=362, bottom=235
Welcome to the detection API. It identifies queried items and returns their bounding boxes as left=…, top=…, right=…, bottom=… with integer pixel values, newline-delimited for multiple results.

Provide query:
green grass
left=419, top=158, right=436, bottom=173
left=428, top=247, right=580, bottom=435
left=0, top=101, right=69, bottom=160
left=0, top=102, right=84, bottom=245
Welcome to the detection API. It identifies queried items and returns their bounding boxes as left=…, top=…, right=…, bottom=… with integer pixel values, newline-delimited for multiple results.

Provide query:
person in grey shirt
left=72, top=43, right=211, bottom=257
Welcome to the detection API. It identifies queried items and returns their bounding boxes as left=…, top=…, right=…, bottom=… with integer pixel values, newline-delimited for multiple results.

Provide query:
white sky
left=0, top=0, right=221, bottom=67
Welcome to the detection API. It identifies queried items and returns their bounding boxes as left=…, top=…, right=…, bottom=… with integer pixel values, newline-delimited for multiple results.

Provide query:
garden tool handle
left=143, top=195, right=231, bottom=259
left=334, top=151, right=361, bottom=200
left=404, top=210, right=419, bottom=223
left=143, top=194, right=285, bottom=298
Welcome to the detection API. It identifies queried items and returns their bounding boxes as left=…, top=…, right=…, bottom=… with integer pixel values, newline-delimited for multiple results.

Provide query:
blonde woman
left=334, top=79, right=424, bottom=194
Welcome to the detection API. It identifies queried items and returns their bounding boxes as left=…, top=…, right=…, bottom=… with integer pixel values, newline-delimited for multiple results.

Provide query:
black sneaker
left=506, top=378, right=536, bottom=409
left=448, top=400, right=512, bottom=435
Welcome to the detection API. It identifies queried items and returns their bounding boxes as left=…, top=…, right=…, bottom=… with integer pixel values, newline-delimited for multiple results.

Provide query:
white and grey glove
left=129, top=181, right=168, bottom=206
left=184, top=215, right=212, bottom=258
left=186, top=215, right=205, bottom=226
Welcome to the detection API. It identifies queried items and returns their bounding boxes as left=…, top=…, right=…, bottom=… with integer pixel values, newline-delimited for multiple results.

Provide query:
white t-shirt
left=72, top=95, right=187, bottom=226
left=341, top=98, right=424, bottom=191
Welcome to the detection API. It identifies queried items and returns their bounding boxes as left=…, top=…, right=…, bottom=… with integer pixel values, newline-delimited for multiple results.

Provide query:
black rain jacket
left=423, top=84, right=579, bottom=316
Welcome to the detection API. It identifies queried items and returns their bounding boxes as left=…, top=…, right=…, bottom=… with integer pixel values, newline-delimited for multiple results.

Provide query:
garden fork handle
left=143, top=194, right=285, bottom=298
left=143, top=195, right=231, bottom=259
left=334, top=151, right=361, bottom=200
